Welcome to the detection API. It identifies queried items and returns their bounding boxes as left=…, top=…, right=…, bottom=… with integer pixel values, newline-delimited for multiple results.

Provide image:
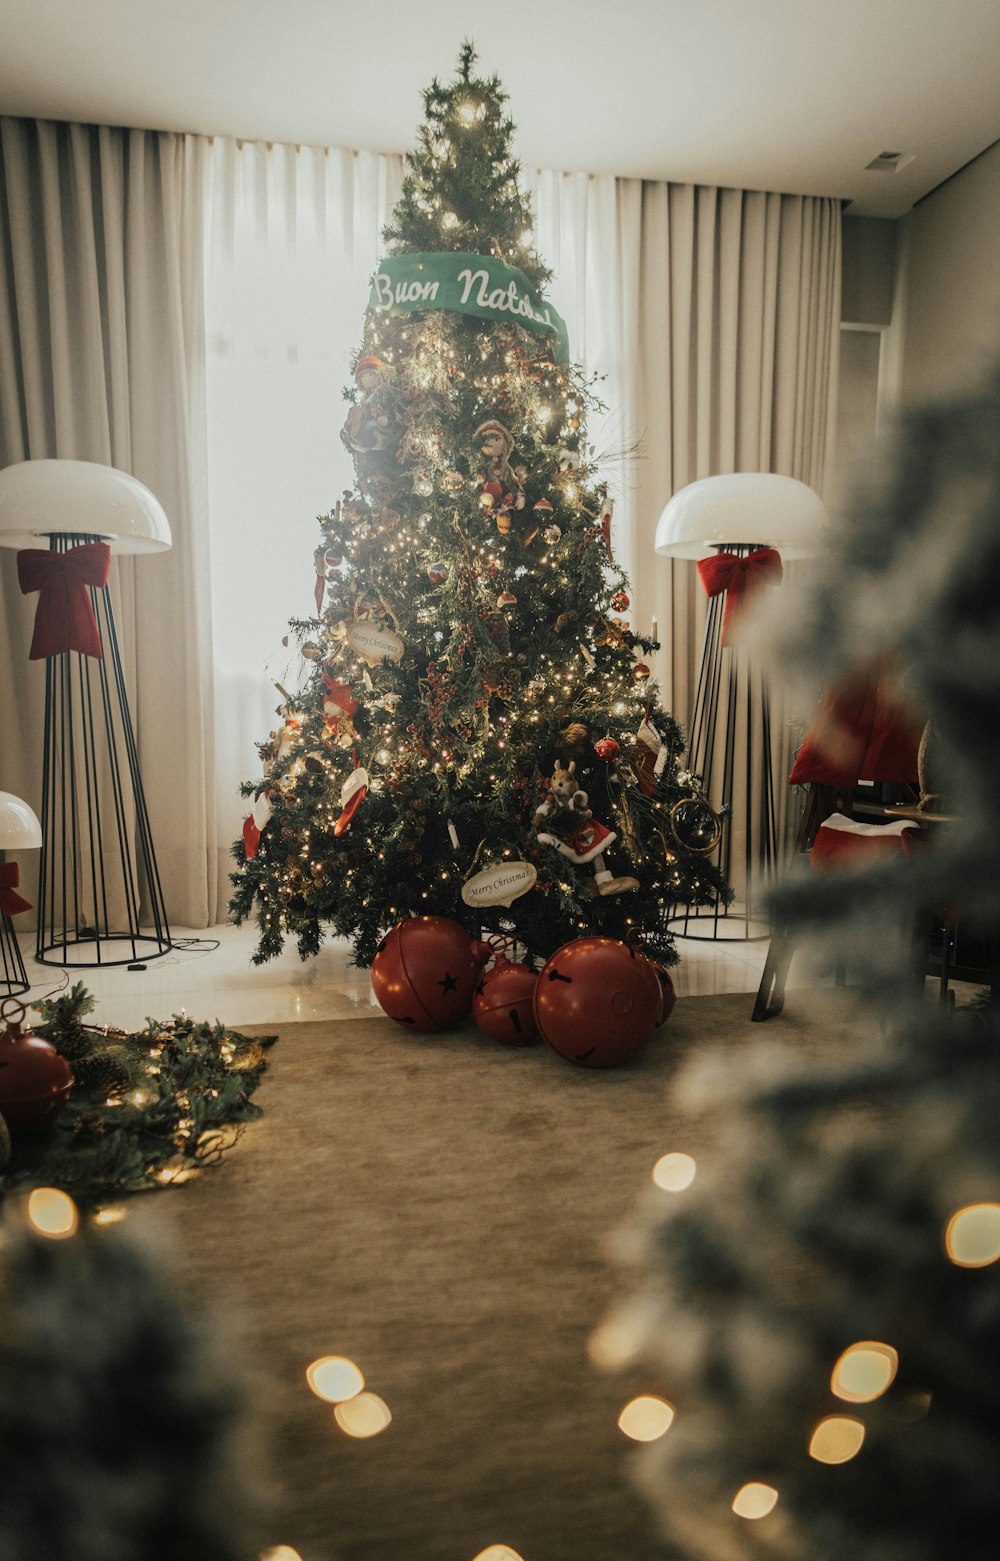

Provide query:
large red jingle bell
left=652, top=964, right=677, bottom=1025
left=0, top=1009, right=74, bottom=1131
left=473, top=952, right=540, bottom=1046
left=371, top=916, right=490, bottom=1032
left=533, top=937, right=662, bottom=1067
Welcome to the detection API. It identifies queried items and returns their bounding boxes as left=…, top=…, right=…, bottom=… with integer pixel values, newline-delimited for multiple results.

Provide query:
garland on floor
left=0, top=983, right=274, bottom=1206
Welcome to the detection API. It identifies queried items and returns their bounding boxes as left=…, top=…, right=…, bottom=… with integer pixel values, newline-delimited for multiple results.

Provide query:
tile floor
left=11, top=918, right=795, bottom=1031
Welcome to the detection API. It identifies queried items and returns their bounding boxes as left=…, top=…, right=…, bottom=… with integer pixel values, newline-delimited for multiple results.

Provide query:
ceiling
left=1, top=0, right=999, bottom=217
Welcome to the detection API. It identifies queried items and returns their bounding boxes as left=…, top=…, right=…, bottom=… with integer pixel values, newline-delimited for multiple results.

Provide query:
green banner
left=368, top=252, right=570, bottom=364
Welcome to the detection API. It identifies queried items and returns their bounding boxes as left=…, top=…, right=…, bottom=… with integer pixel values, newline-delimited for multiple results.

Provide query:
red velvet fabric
left=809, top=820, right=915, bottom=871
left=242, top=815, right=262, bottom=860
left=16, top=541, right=111, bottom=660
left=0, top=861, right=31, bottom=916
left=697, top=547, right=783, bottom=644
left=790, top=665, right=922, bottom=786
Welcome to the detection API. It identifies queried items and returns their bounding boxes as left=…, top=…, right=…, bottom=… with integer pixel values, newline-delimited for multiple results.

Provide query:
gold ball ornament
left=301, top=642, right=323, bottom=661
left=543, top=524, right=562, bottom=544
left=633, top=662, right=651, bottom=681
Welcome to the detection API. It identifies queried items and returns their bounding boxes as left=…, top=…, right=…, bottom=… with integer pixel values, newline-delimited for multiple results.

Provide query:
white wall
left=896, top=139, right=1000, bottom=405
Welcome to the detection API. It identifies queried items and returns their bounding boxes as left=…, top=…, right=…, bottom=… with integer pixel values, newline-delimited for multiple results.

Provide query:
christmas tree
left=604, top=372, right=1000, bottom=1559
left=230, top=44, right=727, bottom=969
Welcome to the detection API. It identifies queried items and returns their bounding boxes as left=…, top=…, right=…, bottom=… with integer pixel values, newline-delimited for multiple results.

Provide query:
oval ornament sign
left=461, top=861, right=537, bottom=908
left=346, top=620, right=405, bottom=665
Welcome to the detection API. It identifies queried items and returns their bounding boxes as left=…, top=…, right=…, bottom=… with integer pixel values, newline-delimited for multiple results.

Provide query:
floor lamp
left=0, top=792, right=42, bottom=996
left=0, top=459, right=173, bottom=967
left=655, top=473, right=829, bottom=940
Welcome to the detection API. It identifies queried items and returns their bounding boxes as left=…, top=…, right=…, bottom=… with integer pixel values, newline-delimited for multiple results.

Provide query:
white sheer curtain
left=203, top=141, right=403, bottom=875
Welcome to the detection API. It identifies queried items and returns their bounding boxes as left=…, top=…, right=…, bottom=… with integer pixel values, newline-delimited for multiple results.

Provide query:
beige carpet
left=154, top=990, right=861, bottom=1561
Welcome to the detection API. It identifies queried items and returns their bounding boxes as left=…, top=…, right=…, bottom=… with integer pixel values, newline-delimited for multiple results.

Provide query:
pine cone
left=73, top=1051, right=133, bottom=1099
left=54, top=1022, right=95, bottom=1064
left=559, top=721, right=590, bottom=754
left=225, top=1040, right=267, bottom=1074
left=485, top=614, right=511, bottom=656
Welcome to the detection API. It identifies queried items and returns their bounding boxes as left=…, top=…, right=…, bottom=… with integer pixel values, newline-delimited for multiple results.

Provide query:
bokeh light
left=945, top=1202, right=1000, bottom=1267
left=732, top=1483, right=779, bottom=1520
left=306, top=1355, right=365, bottom=1403
left=831, top=1341, right=899, bottom=1403
left=472, top=1548, right=525, bottom=1561
left=333, top=1391, right=392, bottom=1438
left=26, top=1187, right=78, bottom=1239
left=91, top=1205, right=127, bottom=1225
left=617, top=1395, right=675, bottom=1442
left=652, top=1152, right=697, bottom=1192
left=260, top=1548, right=304, bottom=1561
left=586, top=1312, right=640, bottom=1370
left=809, top=1415, right=866, bottom=1464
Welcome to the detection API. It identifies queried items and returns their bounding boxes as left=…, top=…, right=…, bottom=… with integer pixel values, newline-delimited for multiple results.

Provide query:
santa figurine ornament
left=534, top=760, right=639, bottom=896
left=474, top=419, right=525, bottom=519
left=323, top=676, right=359, bottom=747
left=341, top=356, right=395, bottom=455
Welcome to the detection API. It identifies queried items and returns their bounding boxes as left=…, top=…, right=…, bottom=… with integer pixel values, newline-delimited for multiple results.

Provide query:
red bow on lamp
left=696, top=547, right=783, bottom=645
left=16, top=541, right=112, bottom=660
left=0, top=862, right=31, bottom=917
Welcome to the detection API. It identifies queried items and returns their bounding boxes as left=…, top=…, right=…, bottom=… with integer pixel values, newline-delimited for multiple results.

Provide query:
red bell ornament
left=0, top=1005, right=74, bottom=1130
left=651, top=963, right=677, bottom=1025
left=371, top=916, right=490, bottom=1032
left=533, top=937, right=662, bottom=1067
left=473, top=952, right=540, bottom=1046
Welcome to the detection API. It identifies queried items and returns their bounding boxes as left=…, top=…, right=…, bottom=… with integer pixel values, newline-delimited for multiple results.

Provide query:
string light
left=809, top=1416, right=865, bottom=1465
left=831, top=1341, right=898, bottom=1403
left=945, top=1202, right=1000, bottom=1266
left=652, top=1152, right=696, bottom=1191
left=333, top=1392, right=392, bottom=1438
left=26, top=1187, right=78, bottom=1239
left=617, top=1395, right=675, bottom=1442
left=732, top=1484, right=779, bottom=1520
left=306, top=1356, right=365, bottom=1403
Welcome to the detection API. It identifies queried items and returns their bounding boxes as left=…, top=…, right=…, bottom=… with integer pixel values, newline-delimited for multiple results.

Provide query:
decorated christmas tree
left=603, top=372, right=1000, bottom=1558
left=230, top=44, right=727, bottom=969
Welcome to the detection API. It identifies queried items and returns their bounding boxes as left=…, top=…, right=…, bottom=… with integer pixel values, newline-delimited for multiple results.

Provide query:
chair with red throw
left=788, top=661, right=924, bottom=850
left=752, top=664, right=925, bottom=1021
left=752, top=811, right=923, bottom=1020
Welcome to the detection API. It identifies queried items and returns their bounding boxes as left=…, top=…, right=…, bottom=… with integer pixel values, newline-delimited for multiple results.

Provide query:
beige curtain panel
left=0, top=118, right=216, bottom=928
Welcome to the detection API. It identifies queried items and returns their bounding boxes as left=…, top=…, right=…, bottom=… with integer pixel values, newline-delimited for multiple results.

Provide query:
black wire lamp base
left=0, top=460, right=175, bottom=973
left=667, top=544, right=777, bottom=943
left=1, top=912, right=30, bottom=997
left=35, top=532, right=172, bottom=968
left=654, top=474, right=830, bottom=945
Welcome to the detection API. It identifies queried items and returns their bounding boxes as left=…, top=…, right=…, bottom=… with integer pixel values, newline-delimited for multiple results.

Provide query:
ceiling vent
left=864, top=150, right=915, bottom=173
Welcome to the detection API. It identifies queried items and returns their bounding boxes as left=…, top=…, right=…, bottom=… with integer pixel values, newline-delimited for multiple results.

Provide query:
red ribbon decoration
left=0, top=862, right=31, bottom=917
left=696, top=547, right=783, bottom=645
left=16, top=541, right=112, bottom=660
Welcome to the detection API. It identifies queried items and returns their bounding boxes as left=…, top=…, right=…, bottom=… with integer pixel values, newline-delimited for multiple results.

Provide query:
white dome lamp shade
left=0, top=793, right=42, bottom=851
left=0, top=459, right=171, bottom=554
left=655, top=473, right=829, bottom=560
